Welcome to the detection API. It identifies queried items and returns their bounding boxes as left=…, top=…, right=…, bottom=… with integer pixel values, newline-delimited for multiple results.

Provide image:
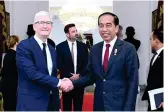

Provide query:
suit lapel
left=97, top=42, right=104, bottom=77
left=65, top=41, right=74, bottom=66
left=30, top=37, right=49, bottom=73
left=151, top=50, right=163, bottom=67
left=76, top=41, right=80, bottom=71
left=48, top=44, right=56, bottom=76
left=105, top=39, right=123, bottom=75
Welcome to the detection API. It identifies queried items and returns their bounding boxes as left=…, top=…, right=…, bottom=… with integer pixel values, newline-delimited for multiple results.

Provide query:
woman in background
left=1, top=35, right=19, bottom=111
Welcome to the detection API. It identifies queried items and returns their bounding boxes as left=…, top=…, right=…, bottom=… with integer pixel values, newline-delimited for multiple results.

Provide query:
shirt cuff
left=57, top=79, right=61, bottom=87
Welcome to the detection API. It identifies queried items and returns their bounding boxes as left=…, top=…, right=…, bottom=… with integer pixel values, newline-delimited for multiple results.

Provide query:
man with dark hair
left=142, top=29, right=163, bottom=111
left=124, top=26, right=141, bottom=51
left=124, top=26, right=140, bottom=69
left=56, top=23, right=88, bottom=111
left=69, top=12, right=138, bottom=111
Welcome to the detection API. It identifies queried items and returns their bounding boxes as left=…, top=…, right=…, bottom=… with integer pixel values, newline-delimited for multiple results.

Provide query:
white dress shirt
left=34, top=35, right=53, bottom=75
left=67, top=40, right=77, bottom=74
left=152, top=47, right=164, bottom=65
left=102, top=36, right=117, bottom=64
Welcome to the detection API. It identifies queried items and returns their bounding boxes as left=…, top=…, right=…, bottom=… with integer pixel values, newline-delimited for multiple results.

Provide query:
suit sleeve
left=16, top=42, right=59, bottom=89
left=73, top=47, right=95, bottom=87
left=124, top=45, right=138, bottom=111
left=56, top=45, right=72, bottom=78
left=79, top=44, right=89, bottom=77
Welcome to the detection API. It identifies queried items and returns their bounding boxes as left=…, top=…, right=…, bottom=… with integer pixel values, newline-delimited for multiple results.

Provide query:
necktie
left=150, top=51, right=157, bottom=66
left=103, top=44, right=110, bottom=72
left=42, top=43, right=47, bottom=65
left=71, top=43, right=74, bottom=63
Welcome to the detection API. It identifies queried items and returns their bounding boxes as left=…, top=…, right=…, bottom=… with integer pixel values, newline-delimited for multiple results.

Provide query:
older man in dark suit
left=67, top=12, right=139, bottom=111
left=16, top=11, right=73, bottom=111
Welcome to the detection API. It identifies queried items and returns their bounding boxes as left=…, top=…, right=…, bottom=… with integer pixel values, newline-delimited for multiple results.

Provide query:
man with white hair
left=16, top=11, right=73, bottom=111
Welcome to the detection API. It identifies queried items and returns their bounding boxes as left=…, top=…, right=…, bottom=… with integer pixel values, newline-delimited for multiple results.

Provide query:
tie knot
left=42, top=43, right=46, bottom=48
left=106, top=44, right=110, bottom=48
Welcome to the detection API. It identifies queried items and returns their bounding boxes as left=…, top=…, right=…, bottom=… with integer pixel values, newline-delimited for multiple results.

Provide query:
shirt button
left=103, top=79, right=106, bottom=82
left=103, top=92, right=105, bottom=94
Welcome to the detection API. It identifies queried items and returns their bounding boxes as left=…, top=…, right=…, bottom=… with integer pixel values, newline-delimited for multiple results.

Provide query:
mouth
left=102, top=33, right=109, bottom=36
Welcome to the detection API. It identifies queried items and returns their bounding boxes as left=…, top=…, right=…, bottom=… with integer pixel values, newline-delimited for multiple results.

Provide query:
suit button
left=103, top=92, right=105, bottom=94
left=103, top=79, right=106, bottom=82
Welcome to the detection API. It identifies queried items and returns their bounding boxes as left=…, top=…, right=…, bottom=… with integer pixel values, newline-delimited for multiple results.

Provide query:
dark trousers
left=2, top=91, right=17, bottom=111
left=62, top=89, right=84, bottom=111
left=47, top=94, right=59, bottom=111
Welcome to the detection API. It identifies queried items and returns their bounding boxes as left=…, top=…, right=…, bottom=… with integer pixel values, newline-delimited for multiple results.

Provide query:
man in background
left=142, top=29, right=163, bottom=111
left=56, top=23, right=88, bottom=111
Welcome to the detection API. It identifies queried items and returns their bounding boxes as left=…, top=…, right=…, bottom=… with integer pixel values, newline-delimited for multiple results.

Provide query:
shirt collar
left=34, top=35, right=48, bottom=49
left=156, top=47, right=164, bottom=55
left=103, top=36, right=117, bottom=48
left=67, top=39, right=77, bottom=46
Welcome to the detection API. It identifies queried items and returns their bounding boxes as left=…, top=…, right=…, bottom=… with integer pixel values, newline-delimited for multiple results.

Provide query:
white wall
left=113, top=1, right=158, bottom=85
left=5, top=1, right=49, bottom=40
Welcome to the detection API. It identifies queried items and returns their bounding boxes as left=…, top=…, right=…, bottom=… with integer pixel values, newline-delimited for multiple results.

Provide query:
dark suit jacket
left=124, top=38, right=141, bottom=51
left=1, top=49, right=18, bottom=92
left=56, top=40, right=88, bottom=79
left=142, top=50, right=163, bottom=101
left=73, top=39, right=138, bottom=111
left=16, top=37, right=60, bottom=111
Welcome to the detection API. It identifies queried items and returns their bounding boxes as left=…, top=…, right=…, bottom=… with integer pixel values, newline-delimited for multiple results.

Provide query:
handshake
left=59, top=78, right=74, bottom=92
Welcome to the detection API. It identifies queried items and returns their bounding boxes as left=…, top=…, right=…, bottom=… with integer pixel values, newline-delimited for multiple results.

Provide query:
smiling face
left=33, top=15, right=52, bottom=39
left=98, top=14, right=118, bottom=43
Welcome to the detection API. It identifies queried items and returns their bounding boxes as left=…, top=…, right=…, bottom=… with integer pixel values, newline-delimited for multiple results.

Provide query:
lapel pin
left=114, top=49, right=117, bottom=55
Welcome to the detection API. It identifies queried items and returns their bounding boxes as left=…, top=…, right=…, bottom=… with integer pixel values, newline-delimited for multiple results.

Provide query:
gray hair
left=34, top=11, right=52, bottom=23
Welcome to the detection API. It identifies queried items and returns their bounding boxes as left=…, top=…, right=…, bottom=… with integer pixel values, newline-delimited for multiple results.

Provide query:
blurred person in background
left=0, top=35, right=19, bottom=111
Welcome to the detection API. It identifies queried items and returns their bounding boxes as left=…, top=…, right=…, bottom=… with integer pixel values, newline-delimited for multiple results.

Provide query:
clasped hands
left=59, top=73, right=80, bottom=92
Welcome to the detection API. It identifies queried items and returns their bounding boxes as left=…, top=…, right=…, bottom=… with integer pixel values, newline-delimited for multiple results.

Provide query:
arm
left=124, top=46, right=138, bottom=111
left=79, top=44, right=89, bottom=77
left=56, top=45, right=72, bottom=78
left=16, top=42, right=59, bottom=89
left=73, top=48, right=95, bottom=88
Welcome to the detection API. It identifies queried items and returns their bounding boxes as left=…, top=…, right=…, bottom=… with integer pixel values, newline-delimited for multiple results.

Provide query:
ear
left=115, top=25, right=119, bottom=34
left=33, top=24, right=36, bottom=31
left=66, top=33, right=69, bottom=38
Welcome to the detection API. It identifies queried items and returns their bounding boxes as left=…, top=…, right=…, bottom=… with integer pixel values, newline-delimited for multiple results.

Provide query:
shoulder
left=92, top=41, right=103, bottom=49
left=122, top=41, right=136, bottom=52
left=17, top=38, right=30, bottom=49
left=16, top=38, right=35, bottom=54
left=77, top=41, right=87, bottom=48
left=56, top=41, right=66, bottom=48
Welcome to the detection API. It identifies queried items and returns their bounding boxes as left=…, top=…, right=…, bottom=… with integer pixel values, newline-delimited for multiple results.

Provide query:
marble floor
left=135, top=93, right=148, bottom=111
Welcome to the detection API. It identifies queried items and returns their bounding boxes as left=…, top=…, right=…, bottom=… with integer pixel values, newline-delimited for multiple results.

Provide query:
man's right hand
left=59, top=78, right=74, bottom=92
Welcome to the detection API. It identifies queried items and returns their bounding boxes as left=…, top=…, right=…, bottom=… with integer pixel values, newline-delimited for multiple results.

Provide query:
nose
left=101, top=26, right=107, bottom=32
left=43, top=23, right=48, bottom=28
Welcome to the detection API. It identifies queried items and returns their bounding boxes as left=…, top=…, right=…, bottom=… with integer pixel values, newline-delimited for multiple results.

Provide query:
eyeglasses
left=35, top=21, right=53, bottom=25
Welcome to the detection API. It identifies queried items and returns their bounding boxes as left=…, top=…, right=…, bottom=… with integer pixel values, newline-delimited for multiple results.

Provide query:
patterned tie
left=42, top=43, right=47, bottom=65
left=103, top=44, right=110, bottom=72
left=71, top=42, right=74, bottom=64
